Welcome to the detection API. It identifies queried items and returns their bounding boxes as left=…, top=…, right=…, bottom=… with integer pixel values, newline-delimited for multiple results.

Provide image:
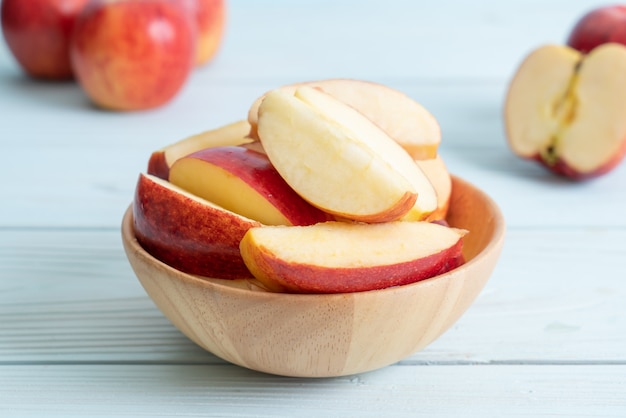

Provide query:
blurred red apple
left=181, top=0, right=226, bottom=65
left=69, top=0, right=196, bottom=111
left=1, top=0, right=89, bottom=79
left=567, top=5, right=626, bottom=53
left=133, top=173, right=260, bottom=279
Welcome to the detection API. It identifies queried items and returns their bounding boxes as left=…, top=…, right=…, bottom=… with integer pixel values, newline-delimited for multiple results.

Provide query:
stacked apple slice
left=133, top=79, right=465, bottom=293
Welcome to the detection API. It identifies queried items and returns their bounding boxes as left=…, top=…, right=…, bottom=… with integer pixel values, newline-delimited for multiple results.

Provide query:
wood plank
left=1, top=228, right=624, bottom=364
left=0, top=364, right=624, bottom=417
left=2, top=1, right=624, bottom=416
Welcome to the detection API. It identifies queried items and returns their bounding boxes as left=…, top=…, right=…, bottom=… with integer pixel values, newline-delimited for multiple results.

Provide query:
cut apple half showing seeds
left=239, top=220, right=467, bottom=294
left=248, top=78, right=441, bottom=159
left=257, top=86, right=437, bottom=222
left=505, top=43, right=626, bottom=179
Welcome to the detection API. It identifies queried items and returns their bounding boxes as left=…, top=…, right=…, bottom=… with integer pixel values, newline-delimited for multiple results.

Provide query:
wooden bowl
left=121, top=175, right=505, bottom=377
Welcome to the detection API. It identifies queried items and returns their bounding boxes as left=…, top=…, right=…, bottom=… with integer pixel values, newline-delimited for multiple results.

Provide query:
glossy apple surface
left=248, top=78, right=441, bottom=159
left=1, top=0, right=89, bottom=79
left=168, top=146, right=332, bottom=226
left=240, top=220, right=466, bottom=294
left=70, top=0, right=196, bottom=110
left=147, top=120, right=251, bottom=179
left=567, top=5, right=626, bottom=53
left=181, top=0, right=226, bottom=65
left=133, top=173, right=260, bottom=279
left=505, top=43, right=626, bottom=179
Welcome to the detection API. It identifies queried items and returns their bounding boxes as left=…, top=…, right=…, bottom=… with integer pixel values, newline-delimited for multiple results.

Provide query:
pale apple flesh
left=505, top=43, right=626, bottom=179
left=168, top=146, right=332, bottom=226
left=133, top=173, right=260, bottom=279
left=147, top=120, right=252, bottom=179
left=293, top=86, right=438, bottom=221
left=248, top=78, right=441, bottom=159
left=416, top=155, right=452, bottom=222
left=239, top=221, right=466, bottom=294
left=257, top=87, right=419, bottom=223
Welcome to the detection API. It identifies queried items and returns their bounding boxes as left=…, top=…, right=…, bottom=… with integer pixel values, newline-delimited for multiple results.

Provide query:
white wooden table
left=1, top=1, right=625, bottom=416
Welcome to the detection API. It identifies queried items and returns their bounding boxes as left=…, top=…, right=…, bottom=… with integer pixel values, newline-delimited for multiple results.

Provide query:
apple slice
left=239, top=221, right=466, bottom=294
left=257, top=87, right=437, bottom=222
left=505, top=43, right=626, bottom=179
left=147, top=120, right=252, bottom=179
left=248, top=78, right=441, bottom=159
left=168, top=146, right=332, bottom=226
left=416, top=155, right=452, bottom=222
left=133, top=173, right=260, bottom=279
left=292, top=86, right=438, bottom=221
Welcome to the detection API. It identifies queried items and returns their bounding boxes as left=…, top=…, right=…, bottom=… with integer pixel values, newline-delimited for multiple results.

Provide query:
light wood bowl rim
left=122, top=175, right=506, bottom=300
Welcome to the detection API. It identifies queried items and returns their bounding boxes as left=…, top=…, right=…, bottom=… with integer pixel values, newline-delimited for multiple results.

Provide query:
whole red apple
left=1, top=0, right=89, bottom=79
left=180, top=0, right=226, bottom=65
left=567, top=5, right=626, bottom=53
left=70, top=0, right=196, bottom=111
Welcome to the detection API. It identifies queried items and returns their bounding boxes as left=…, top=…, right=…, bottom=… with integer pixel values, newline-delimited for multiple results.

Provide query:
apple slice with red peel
left=290, top=87, right=437, bottom=221
left=147, top=120, right=252, bottom=179
left=416, top=155, right=452, bottom=222
left=257, top=87, right=435, bottom=223
left=239, top=220, right=467, bottom=294
left=168, top=146, right=332, bottom=226
left=133, top=173, right=260, bottom=279
left=505, top=43, right=626, bottom=179
left=248, top=78, right=441, bottom=159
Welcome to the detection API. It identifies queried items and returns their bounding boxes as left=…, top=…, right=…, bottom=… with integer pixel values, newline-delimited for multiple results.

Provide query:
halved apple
left=505, top=43, right=626, bottom=179
left=168, top=146, right=332, bottom=226
left=239, top=220, right=467, bottom=294
left=256, top=87, right=437, bottom=222
left=147, top=120, right=252, bottom=179
left=248, top=78, right=441, bottom=159
left=133, top=173, right=260, bottom=279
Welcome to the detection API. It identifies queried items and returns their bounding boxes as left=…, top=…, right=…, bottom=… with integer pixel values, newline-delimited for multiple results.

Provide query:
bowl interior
left=122, top=175, right=505, bottom=377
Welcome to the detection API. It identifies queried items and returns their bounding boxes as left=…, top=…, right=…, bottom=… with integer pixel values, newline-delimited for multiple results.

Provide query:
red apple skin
left=1, top=0, right=89, bottom=79
left=147, top=152, right=170, bottom=180
left=180, top=0, right=225, bottom=65
left=242, top=238, right=465, bottom=294
left=70, top=0, right=196, bottom=111
left=133, top=173, right=260, bottom=279
left=171, top=146, right=333, bottom=226
left=567, top=5, right=626, bottom=53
